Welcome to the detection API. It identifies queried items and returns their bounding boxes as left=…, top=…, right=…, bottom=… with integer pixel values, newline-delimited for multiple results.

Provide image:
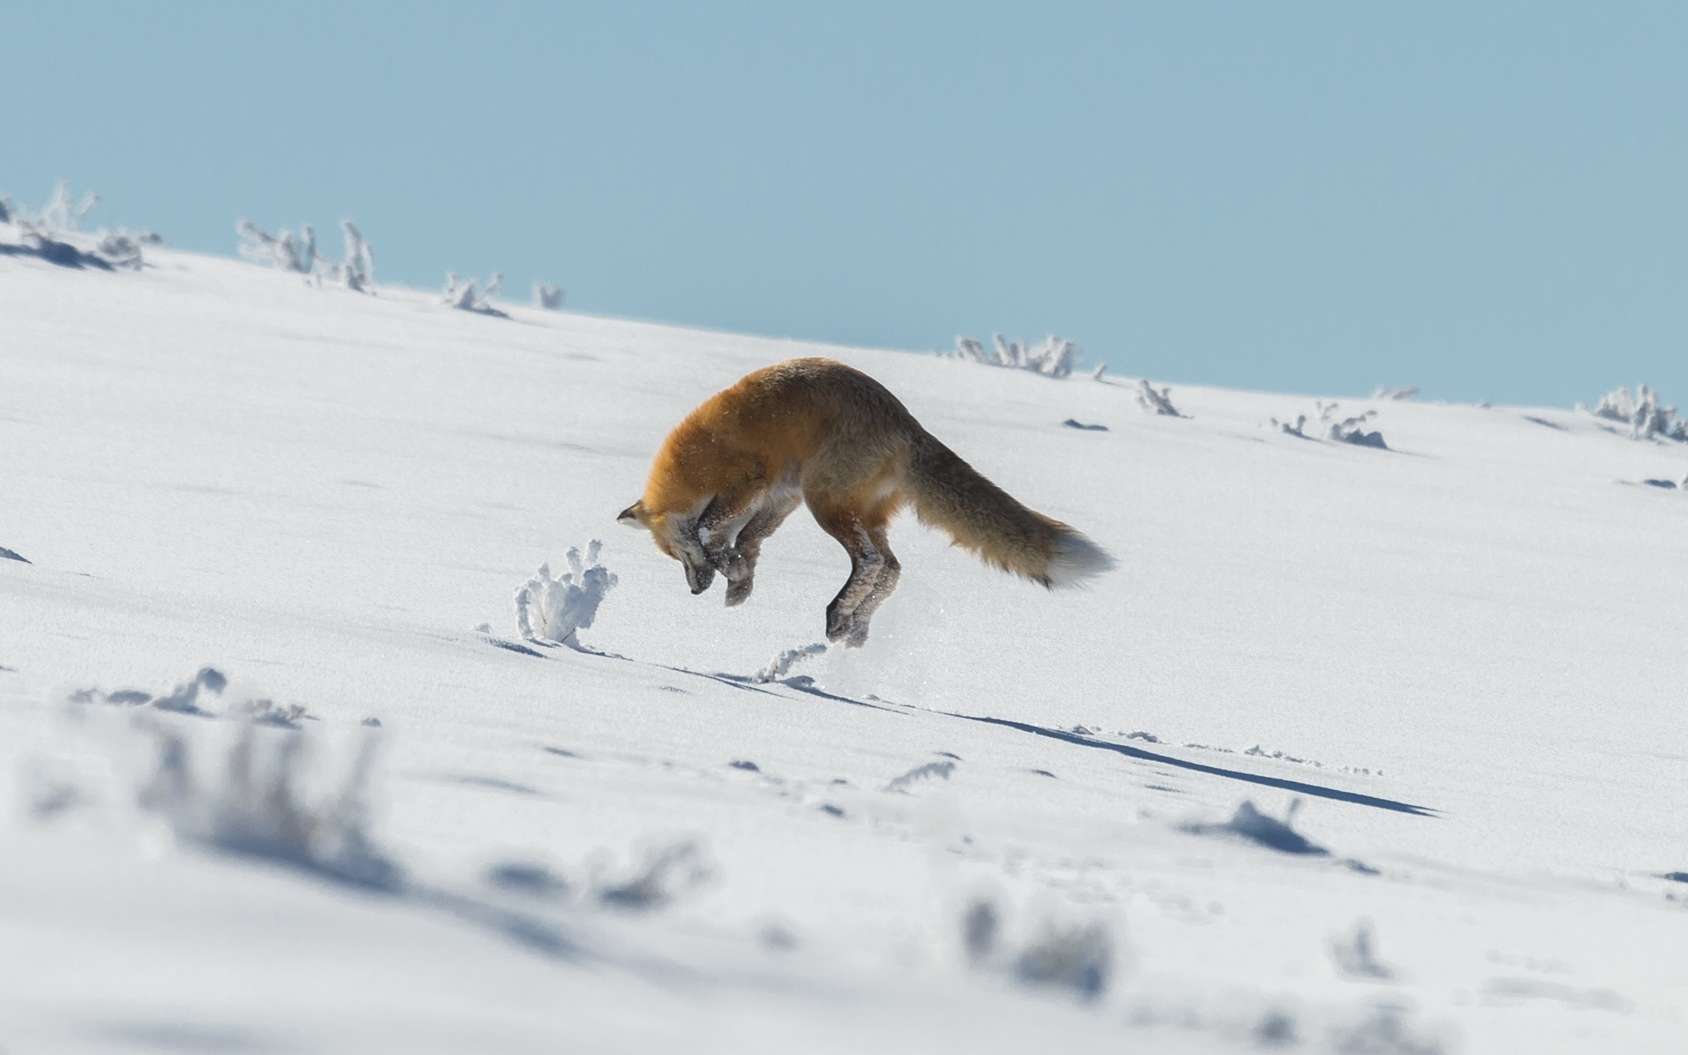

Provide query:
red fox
left=619, top=358, right=1113, bottom=646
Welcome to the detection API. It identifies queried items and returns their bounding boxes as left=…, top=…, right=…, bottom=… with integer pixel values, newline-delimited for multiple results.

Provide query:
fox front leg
left=695, top=486, right=769, bottom=607
left=718, top=491, right=801, bottom=607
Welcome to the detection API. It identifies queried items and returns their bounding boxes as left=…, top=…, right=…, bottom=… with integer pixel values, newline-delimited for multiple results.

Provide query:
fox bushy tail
left=908, top=433, right=1114, bottom=588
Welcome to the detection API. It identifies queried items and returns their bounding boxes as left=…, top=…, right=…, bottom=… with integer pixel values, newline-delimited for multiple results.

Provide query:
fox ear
left=617, top=501, right=647, bottom=529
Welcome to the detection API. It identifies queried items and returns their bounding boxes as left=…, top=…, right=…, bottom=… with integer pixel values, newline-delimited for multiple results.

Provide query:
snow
left=2, top=242, right=1686, bottom=1053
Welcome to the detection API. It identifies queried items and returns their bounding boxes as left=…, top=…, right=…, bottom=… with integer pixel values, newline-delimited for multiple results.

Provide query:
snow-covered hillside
left=3, top=240, right=1685, bottom=1054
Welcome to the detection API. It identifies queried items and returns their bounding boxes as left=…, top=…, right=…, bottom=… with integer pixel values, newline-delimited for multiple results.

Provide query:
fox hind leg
left=811, top=496, right=901, bottom=647
left=842, top=524, right=899, bottom=647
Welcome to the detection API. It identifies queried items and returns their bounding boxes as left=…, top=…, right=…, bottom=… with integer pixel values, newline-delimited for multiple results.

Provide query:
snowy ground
left=3, top=236, right=1686, bottom=1053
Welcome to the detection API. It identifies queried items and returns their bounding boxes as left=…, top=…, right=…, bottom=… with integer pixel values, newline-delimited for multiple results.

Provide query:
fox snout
left=684, top=560, right=715, bottom=595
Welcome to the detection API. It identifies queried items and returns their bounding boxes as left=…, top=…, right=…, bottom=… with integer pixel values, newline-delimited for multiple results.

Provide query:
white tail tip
left=1046, top=529, right=1115, bottom=588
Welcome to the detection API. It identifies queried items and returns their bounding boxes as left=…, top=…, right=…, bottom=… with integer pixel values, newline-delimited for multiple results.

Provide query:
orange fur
left=622, top=358, right=1111, bottom=642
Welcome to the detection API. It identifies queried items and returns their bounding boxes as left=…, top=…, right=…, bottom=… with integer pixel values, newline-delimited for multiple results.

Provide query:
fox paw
left=725, top=576, right=753, bottom=607
left=825, top=604, right=853, bottom=643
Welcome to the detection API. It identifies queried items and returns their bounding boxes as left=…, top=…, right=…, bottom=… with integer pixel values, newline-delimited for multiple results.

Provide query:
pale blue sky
left=11, top=2, right=1687, bottom=405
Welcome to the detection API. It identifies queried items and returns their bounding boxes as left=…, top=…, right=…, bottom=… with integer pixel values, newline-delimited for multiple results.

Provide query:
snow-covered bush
left=93, top=232, right=146, bottom=271
left=237, top=219, right=318, bottom=273
left=1, top=224, right=109, bottom=270
left=65, top=666, right=318, bottom=727
left=1326, top=407, right=1387, bottom=449
left=593, top=841, right=709, bottom=910
left=514, top=541, right=617, bottom=647
left=753, top=642, right=827, bottom=683
left=238, top=218, right=376, bottom=293
left=960, top=898, right=1114, bottom=1000
left=533, top=281, right=564, bottom=310
left=336, top=221, right=374, bottom=292
left=2, top=180, right=158, bottom=270
left=950, top=333, right=1076, bottom=378
left=1181, top=799, right=1328, bottom=855
left=1271, top=413, right=1310, bottom=438
left=444, top=271, right=508, bottom=317
left=1014, top=919, right=1114, bottom=999
left=128, top=711, right=398, bottom=889
left=882, top=759, right=955, bottom=793
left=1372, top=385, right=1419, bottom=401
left=1329, top=920, right=1393, bottom=979
left=1134, top=378, right=1183, bottom=417
left=1582, top=385, right=1688, bottom=442
left=39, top=179, right=99, bottom=231
left=1271, top=401, right=1387, bottom=449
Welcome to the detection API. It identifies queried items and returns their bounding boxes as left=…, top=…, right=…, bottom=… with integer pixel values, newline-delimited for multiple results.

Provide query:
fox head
left=618, top=500, right=716, bottom=595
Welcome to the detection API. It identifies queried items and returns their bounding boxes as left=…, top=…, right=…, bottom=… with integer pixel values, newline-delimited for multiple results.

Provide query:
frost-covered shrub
left=131, top=713, right=398, bottom=889
left=237, top=219, right=318, bottom=273
left=1181, top=799, right=1329, bottom=855
left=882, top=759, right=955, bottom=793
left=39, top=179, right=99, bottom=231
left=961, top=898, right=1113, bottom=1000
left=238, top=217, right=376, bottom=293
left=1329, top=920, right=1393, bottom=979
left=1180, top=798, right=1378, bottom=873
left=514, top=540, right=617, bottom=647
left=2, top=180, right=158, bottom=270
left=1326, top=408, right=1387, bottom=449
left=65, top=666, right=319, bottom=727
left=1371, top=385, right=1418, bottom=401
left=593, top=841, right=709, bottom=910
left=753, top=642, right=827, bottom=683
left=1134, top=378, right=1183, bottom=417
left=444, top=271, right=508, bottom=317
left=336, top=221, right=374, bottom=292
left=950, top=333, right=1076, bottom=378
left=94, top=232, right=146, bottom=271
left=2, top=222, right=110, bottom=270
left=533, top=281, right=564, bottom=310
left=1014, top=919, right=1114, bottom=999
left=1582, top=385, right=1688, bottom=442
left=1271, top=413, right=1310, bottom=438
left=1271, top=401, right=1386, bottom=449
